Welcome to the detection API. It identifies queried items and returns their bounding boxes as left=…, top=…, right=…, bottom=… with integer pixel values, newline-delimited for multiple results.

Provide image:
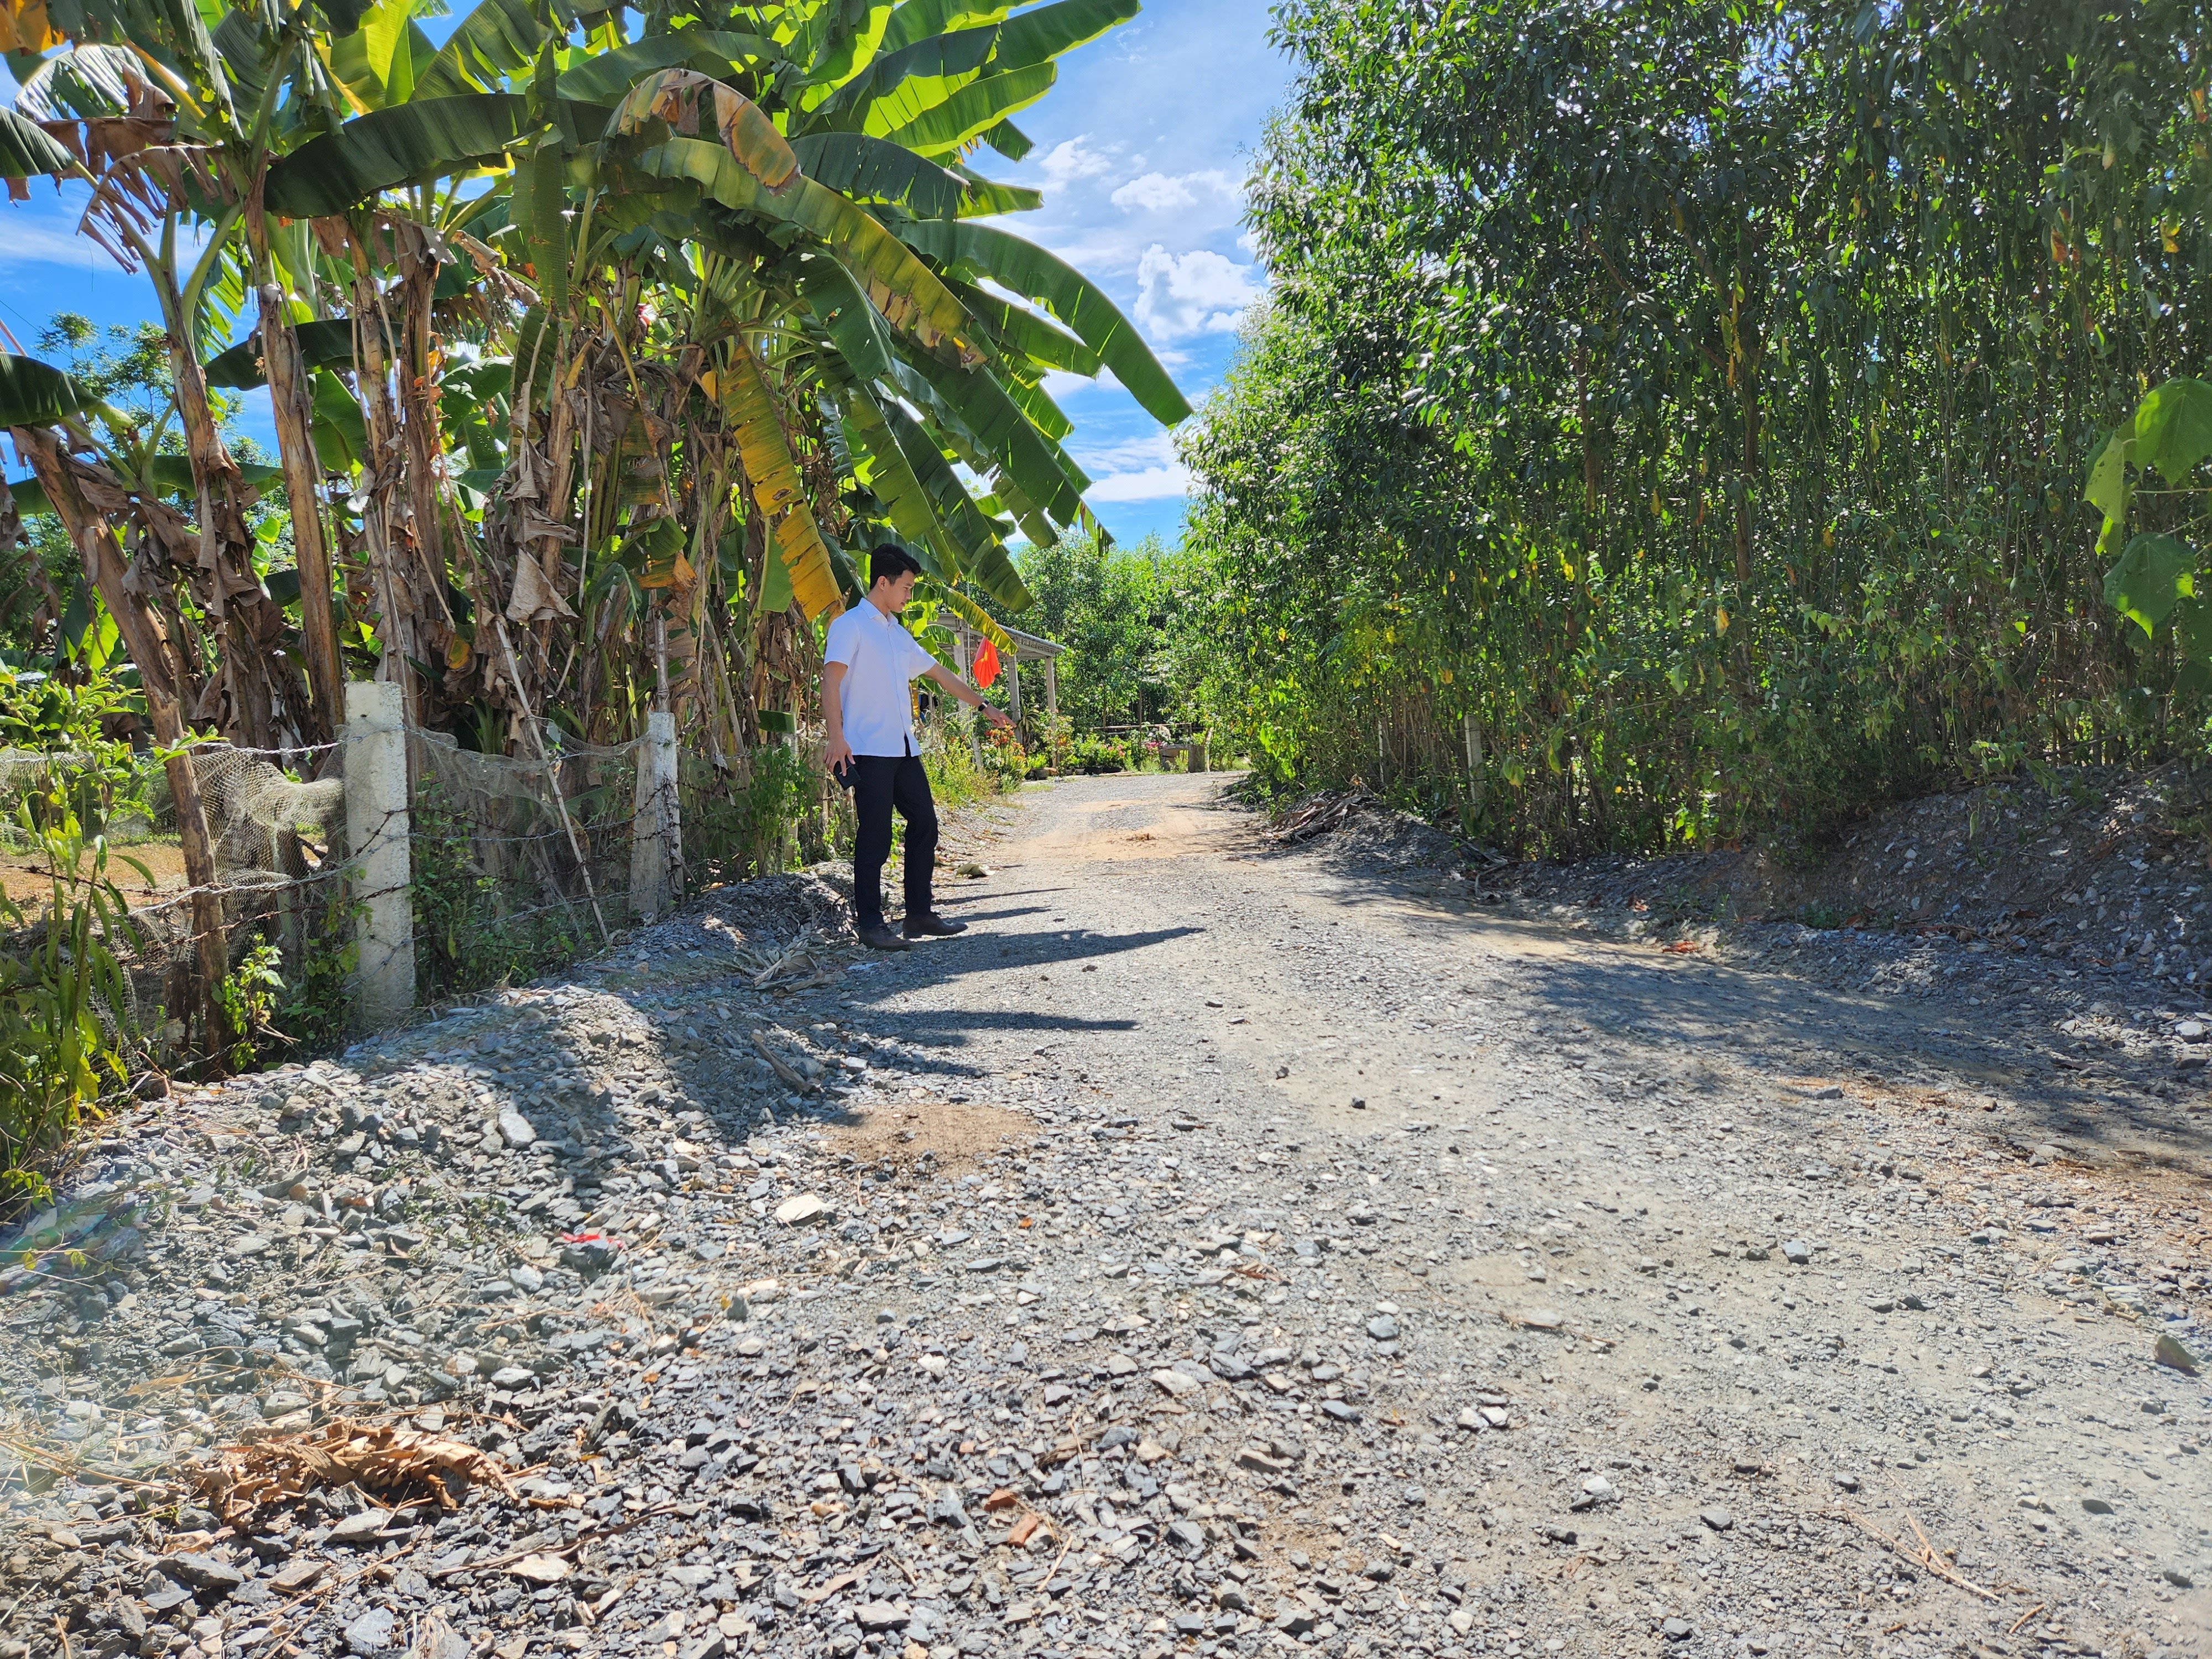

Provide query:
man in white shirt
left=823, top=545, right=1013, bottom=952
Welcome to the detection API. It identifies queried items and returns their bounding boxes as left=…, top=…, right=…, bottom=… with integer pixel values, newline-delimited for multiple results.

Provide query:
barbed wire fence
left=0, top=681, right=841, bottom=1085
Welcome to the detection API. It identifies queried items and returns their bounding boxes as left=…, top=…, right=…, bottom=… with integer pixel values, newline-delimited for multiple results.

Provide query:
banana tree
left=0, top=352, right=234, bottom=1053
left=247, top=0, right=1188, bottom=744
left=1, top=12, right=331, bottom=748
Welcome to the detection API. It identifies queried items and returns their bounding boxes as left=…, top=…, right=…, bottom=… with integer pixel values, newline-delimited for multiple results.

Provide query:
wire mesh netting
left=0, top=711, right=842, bottom=1073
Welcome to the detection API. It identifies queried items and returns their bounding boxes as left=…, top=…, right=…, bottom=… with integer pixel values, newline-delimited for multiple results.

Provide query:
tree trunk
left=1736, top=346, right=1760, bottom=592
left=160, top=300, right=293, bottom=752
left=348, top=228, right=427, bottom=724
left=258, top=284, right=345, bottom=739
left=397, top=236, right=456, bottom=614
left=13, top=425, right=230, bottom=1060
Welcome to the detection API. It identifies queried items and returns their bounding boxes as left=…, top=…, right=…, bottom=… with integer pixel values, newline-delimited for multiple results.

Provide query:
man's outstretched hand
left=982, top=705, right=1014, bottom=732
left=825, top=733, right=854, bottom=776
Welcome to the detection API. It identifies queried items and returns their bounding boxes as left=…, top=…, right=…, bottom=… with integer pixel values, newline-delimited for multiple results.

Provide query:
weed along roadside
left=2, top=774, right=2206, bottom=1659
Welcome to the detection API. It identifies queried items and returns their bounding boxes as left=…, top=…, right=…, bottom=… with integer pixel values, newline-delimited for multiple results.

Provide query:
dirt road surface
left=3, top=772, right=2206, bottom=1659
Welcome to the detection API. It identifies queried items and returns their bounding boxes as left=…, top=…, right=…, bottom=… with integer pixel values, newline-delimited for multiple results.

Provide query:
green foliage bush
left=1181, top=0, right=2206, bottom=853
left=686, top=741, right=821, bottom=883
left=0, top=669, right=152, bottom=1205
left=408, top=784, right=596, bottom=1005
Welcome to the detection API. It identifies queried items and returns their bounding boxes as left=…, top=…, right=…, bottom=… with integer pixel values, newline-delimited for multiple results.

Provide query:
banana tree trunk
left=257, top=284, right=345, bottom=739
left=13, top=424, right=230, bottom=1061
left=348, top=231, right=427, bottom=725
left=160, top=313, right=293, bottom=752
left=397, top=237, right=456, bottom=623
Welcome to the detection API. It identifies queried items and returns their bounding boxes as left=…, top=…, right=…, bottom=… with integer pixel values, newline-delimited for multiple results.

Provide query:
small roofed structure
left=941, top=619, right=1067, bottom=762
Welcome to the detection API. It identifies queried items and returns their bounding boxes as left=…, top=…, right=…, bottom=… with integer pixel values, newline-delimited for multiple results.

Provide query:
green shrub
left=0, top=773, right=146, bottom=1209
left=409, top=784, right=596, bottom=1004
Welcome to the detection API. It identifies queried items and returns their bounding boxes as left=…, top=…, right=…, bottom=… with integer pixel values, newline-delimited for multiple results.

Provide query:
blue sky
left=0, top=0, right=1292, bottom=550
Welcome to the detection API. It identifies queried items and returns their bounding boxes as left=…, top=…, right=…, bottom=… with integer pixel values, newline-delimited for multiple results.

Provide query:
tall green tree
left=1185, top=0, right=2211, bottom=851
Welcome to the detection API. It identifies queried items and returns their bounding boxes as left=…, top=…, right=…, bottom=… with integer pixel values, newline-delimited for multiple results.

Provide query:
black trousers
left=849, top=754, right=937, bottom=925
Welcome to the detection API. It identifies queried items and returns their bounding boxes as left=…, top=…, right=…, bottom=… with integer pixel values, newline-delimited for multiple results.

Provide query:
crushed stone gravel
left=2, top=779, right=2206, bottom=1659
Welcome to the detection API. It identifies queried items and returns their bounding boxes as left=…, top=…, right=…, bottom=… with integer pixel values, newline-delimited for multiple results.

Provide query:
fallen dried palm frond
left=194, top=1418, right=516, bottom=1526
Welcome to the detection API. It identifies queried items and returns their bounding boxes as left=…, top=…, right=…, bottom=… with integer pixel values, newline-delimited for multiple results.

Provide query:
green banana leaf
left=203, top=319, right=357, bottom=389
left=310, top=367, right=369, bottom=473
left=640, top=135, right=977, bottom=362
left=948, top=163, right=1041, bottom=216
left=890, top=217, right=1190, bottom=425
left=877, top=0, right=1011, bottom=57
left=0, top=108, right=77, bottom=180
left=0, top=353, right=90, bottom=425
left=804, top=0, right=895, bottom=88
left=324, top=3, right=440, bottom=112
left=794, top=253, right=899, bottom=383
left=945, top=275, right=1098, bottom=374
left=513, top=131, right=568, bottom=311
left=211, top=7, right=275, bottom=103
left=146, top=456, right=286, bottom=495
left=555, top=30, right=788, bottom=105
left=880, top=398, right=1031, bottom=609
left=834, top=384, right=963, bottom=568
left=811, top=24, right=997, bottom=132
left=1000, top=366, right=1073, bottom=442
left=411, top=0, right=546, bottom=100
left=790, top=131, right=967, bottom=218
left=11, top=41, right=137, bottom=117
left=976, top=118, right=1032, bottom=160
left=988, top=0, right=1140, bottom=72
left=880, top=62, right=1053, bottom=155
left=899, top=345, right=1086, bottom=533
left=263, top=92, right=527, bottom=216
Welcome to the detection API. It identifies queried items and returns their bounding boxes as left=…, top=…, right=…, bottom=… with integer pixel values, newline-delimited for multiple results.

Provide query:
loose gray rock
left=327, top=1510, right=392, bottom=1546
left=344, top=1608, right=397, bottom=1656
left=161, top=1554, right=243, bottom=1595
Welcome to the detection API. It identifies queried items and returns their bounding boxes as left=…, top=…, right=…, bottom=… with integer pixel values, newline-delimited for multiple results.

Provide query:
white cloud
left=1134, top=245, right=1265, bottom=340
left=1073, top=430, right=1193, bottom=503
left=1086, top=462, right=1192, bottom=503
left=1039, top=136, right=1118, bottom=193
left=0, top=216, right=120, bottom=270
left=1110, top=169, right=1240, bottom=214
left=1041, top=366, right=1129, bottom=401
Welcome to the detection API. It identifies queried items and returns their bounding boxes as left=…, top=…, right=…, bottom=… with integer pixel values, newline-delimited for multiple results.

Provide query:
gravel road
left=3, top=773, right=2207, bottom=1659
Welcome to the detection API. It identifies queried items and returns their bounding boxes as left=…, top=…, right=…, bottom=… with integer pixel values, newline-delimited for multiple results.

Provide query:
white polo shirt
left=824, top=601, right=937, bottom=757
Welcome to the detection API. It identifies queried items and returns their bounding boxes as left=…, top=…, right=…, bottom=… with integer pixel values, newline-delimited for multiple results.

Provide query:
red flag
left=973, top=638, right=1001, bottom=688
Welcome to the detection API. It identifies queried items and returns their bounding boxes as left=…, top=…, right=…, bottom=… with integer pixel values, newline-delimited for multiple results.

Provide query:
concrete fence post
left=344, top=680, right=414, bottom=1027
left=629, top=709, right=681, bottom=921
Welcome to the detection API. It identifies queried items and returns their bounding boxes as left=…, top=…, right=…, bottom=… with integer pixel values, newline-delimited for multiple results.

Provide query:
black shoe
left=902, top=913, right=968, bottom=938
left=857, top=921, right=910, bottom=952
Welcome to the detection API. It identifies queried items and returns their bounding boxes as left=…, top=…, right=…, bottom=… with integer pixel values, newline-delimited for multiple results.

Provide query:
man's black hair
left=870, top=544, right=923, bottom=588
